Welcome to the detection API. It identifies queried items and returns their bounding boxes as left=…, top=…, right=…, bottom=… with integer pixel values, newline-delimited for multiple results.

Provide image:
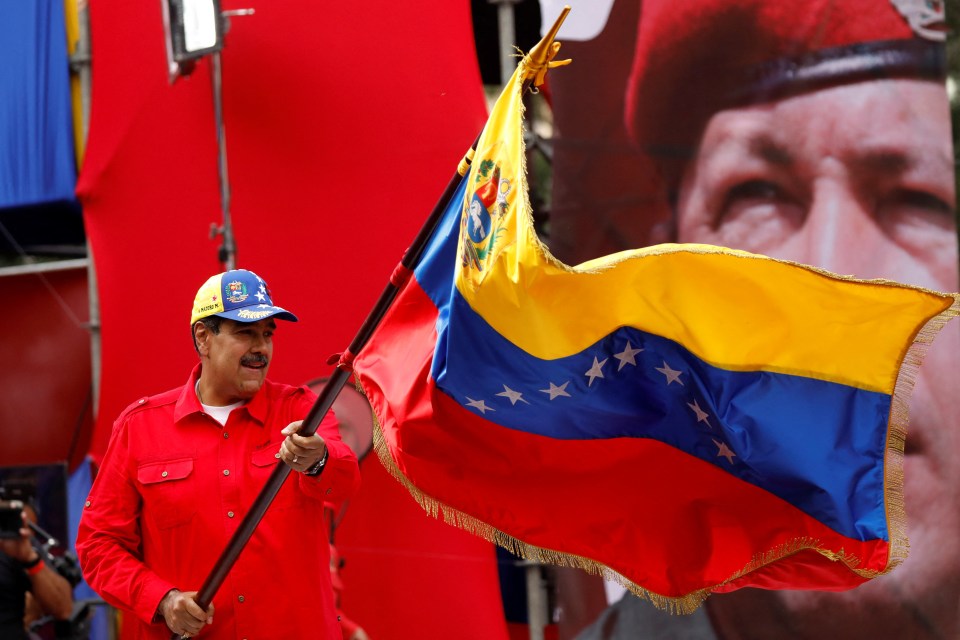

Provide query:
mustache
left=241, top=354, right=269, bottom=367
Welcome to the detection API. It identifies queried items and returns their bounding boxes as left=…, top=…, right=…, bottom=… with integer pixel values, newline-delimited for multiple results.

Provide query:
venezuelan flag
left=352, top=61, right=960, bottom=611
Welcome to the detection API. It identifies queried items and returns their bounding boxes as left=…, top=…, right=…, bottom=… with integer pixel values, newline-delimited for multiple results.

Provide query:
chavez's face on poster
left=548, top=0, right=959, bottom=637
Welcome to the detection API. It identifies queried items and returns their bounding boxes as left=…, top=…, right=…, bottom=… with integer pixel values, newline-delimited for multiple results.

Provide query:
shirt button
left=84, top=501, right=91, bottom=508
left=325, top=488, right=332, bottom=495
left=223, top=470, right=230, bottom=476
left=161, top=471, right=168, bottom=478
left=227, top=511, right=235, bottom=518
left=223, top=432, right=229, bottom=439
left=238, top=595, right=245, bottom=603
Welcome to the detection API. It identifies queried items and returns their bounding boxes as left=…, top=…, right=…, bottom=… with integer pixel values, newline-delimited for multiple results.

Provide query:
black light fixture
left=161, top=0, right=224, bottom=81
left=160, top=0, right=253, bottom=270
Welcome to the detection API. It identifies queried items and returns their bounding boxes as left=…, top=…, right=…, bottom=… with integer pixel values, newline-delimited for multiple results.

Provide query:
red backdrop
left=0, top=265, right=93, bottom=471
left=77, top=1, right=508, bottom=637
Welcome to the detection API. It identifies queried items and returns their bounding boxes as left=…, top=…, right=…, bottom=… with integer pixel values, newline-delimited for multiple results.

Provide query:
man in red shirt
left=77, top=268, right=361, bottom=639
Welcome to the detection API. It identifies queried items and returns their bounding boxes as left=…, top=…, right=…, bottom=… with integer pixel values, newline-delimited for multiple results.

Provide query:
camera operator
left=1, top=502, right=73, bottom=640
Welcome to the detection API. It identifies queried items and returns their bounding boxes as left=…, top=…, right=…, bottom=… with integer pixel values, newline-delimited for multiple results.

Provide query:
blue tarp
left=0, top=0, right=77, bottom=209
left=68, top=458, right=109, bottom=640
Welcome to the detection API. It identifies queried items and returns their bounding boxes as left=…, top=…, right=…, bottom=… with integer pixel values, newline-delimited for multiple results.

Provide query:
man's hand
left=159, top=589, right=214, bottom=638
left=280, top=420, right=327, bottom=473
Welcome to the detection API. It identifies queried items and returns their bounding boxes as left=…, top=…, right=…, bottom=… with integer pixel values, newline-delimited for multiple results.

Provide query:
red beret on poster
left=625, top=0, right=946, bottom=190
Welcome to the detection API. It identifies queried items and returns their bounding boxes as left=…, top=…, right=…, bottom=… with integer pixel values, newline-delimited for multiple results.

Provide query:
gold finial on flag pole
left=521, top=5, right=572, bottom=87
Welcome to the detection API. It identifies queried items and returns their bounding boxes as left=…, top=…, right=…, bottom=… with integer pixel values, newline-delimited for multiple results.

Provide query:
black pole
left=172, top=136, right=479, bottom=639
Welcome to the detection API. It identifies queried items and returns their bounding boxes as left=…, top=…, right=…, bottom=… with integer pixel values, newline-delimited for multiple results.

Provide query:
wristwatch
left=304, top=449, right=329, bottom=476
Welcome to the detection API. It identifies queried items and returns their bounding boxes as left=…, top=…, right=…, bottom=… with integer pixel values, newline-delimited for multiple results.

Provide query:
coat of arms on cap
left=226, top=280, right=249, bottom=303
left=889, top=0, right=946, bottom=41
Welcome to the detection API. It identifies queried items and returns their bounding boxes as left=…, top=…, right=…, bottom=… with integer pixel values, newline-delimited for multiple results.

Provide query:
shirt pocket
left=250, top=446, right=303, bottom=512
left=137, top=457, right=196, bottom=529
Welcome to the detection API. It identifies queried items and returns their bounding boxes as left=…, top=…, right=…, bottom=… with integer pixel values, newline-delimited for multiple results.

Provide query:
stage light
left=161, top=0, right=224, bottom=81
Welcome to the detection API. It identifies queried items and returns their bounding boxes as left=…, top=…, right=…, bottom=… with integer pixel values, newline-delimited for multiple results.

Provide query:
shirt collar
left=173, top=362, right=268, bottom=425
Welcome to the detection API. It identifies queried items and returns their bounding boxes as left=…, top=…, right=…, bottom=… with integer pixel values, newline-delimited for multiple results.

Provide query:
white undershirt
left=196, top=381, right=244, bottom=426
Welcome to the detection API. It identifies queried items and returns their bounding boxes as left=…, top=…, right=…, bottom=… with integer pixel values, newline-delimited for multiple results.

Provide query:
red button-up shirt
left=77, top=364, right=360, bottom=639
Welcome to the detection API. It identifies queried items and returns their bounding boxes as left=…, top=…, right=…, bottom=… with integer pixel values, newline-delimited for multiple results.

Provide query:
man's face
left=197, top=318, right=275, bottom=405
left=677, top=79, right=956, bottom=289
left=676, top=79, right=960, bottom=637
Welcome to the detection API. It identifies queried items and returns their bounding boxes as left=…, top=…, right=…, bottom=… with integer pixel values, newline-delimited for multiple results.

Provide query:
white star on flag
left=496, top=385, right=529, bottom=405
left=687, top=399, right=711, bottom=427
left=465, top=397, right=495, bottom=414
left=655, top=361, right=684, bottom=386
left=713, top=439, right=737, bottom=464
left=540, top=381, right=571, bottom=400
left=613, top=341, right=644, bottom=370
left=256, top=291, right=266, bottom=302
left=585, top=357, right=608, bottom=386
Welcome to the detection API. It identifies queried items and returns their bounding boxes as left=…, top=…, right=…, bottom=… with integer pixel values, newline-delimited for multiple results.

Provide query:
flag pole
left=173, top=9, right=571, bottom=638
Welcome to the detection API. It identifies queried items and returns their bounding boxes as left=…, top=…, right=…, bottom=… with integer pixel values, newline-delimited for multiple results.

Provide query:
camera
left=0, top=499, right=25, bottom=539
